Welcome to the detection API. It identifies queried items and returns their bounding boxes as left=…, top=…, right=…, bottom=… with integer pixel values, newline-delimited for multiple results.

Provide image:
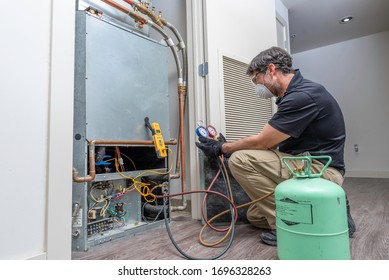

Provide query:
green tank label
left=276, top=199, right=312, bottom=225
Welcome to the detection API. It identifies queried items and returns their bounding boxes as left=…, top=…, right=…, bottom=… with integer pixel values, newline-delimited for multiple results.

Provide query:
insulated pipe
left=137, top=9, right=188, bottom=211
left=151, top=23, right=188, bottom=211
left=154, top=22, right=188, bottom=181
left=143, top=18, right=188, bottom=211
left=166, top=22, right=187, bottom=84
left=153, top=20, right=188, bottom=183
left=148, top=21, right=183, bottom=82
left=165, top=22, right=188, bottom=177
left=72, top=139, right=177, bottom=183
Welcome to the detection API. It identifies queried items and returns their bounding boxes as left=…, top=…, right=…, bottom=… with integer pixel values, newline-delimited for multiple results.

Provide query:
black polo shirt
left=268, top=70, right=345, bottom=171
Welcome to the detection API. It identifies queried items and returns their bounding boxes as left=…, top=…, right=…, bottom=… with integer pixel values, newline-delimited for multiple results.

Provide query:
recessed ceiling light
left=340, top=16, right=354, bottom=24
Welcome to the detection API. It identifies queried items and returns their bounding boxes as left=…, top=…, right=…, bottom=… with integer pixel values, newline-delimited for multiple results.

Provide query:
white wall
left=276, top=0, right=288, bottom=22
left=0, top=0, right=51, bottom=260
left=293, top=30, right=389, bottom=178
left=204, top=0, right=278, bottom=130
left=186, top=0, right=280, bottom=218
left=0, top=0, right=74, bottom=260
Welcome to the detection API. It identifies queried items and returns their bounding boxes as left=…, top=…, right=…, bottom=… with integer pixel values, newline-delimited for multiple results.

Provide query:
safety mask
left=255, top=83, right=273, bottom=99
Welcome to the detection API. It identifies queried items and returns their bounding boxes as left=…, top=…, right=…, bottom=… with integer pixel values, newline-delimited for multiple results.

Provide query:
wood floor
left=72, top=177, right=389, bottom=260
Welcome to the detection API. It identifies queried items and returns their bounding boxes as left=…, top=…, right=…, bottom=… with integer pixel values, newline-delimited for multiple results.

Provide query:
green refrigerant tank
left=275, top=156, right=350, bottom=260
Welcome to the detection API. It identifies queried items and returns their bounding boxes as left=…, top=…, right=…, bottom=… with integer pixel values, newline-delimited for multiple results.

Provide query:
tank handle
left=282, top=156, right=332, bottom=178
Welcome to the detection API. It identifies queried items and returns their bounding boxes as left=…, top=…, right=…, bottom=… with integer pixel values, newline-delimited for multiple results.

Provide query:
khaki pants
left=228, top=149, right=344, bottom=230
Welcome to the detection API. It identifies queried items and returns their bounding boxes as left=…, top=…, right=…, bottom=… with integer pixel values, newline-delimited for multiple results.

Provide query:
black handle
left=144, top=117, right=155, bottom=135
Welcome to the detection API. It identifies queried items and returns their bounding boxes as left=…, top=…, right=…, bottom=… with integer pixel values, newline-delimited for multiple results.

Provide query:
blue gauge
left=196, top=126, right=209, bottom=137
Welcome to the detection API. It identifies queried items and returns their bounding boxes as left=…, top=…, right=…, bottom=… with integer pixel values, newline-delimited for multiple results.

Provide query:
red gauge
left=207, top=125, right=217, bottom=138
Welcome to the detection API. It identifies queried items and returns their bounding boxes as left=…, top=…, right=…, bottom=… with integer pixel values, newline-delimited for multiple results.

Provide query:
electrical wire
left=91, top=153, right=272, bottom=259
left=107, top=148, right=173, bottom=203
left=119, top=151, right=137, bottom=170
left=90, top=146, right=273, bottom=259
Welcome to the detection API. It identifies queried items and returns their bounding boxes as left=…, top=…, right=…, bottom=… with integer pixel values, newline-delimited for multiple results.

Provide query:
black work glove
left=195, top=133, right=226, bottom=158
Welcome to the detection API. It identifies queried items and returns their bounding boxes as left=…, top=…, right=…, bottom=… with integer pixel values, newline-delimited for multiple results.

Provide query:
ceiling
left=281, top=0, right=389, bottom=53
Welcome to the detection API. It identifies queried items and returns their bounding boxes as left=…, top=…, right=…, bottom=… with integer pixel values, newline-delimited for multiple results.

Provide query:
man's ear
left=268, top=63, right=276, bottom=74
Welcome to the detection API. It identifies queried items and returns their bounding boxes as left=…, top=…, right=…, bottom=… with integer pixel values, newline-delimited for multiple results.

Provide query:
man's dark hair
left=247, top=46, right=294, bottom=75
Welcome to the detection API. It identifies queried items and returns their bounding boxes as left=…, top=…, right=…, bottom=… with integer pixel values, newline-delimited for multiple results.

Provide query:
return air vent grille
left=222, top=56, right=273, bottom=141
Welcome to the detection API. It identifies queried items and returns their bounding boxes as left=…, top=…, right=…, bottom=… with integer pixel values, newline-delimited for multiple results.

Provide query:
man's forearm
left=221, top=135, right=268, bottom=155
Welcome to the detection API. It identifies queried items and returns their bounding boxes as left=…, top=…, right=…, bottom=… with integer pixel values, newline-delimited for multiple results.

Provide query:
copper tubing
left=170, top=84, right=188, bottom=210
left=73, top=139, right=177, bottom=183
left=163, top=22, right=187, bottom=176
left=101, top=0, right=148, bottom=25
left=102, top=0, right=129, bottom=13
left=73, top=143, right=96, bottom=183
left=89, top=139, right=176, bottom=146
left=123, top=0, right=165, bottom=28
left=166, top=21, right=187, bottom=176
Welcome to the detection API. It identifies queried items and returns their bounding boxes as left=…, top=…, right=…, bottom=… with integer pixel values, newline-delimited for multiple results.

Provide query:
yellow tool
left=144, top=117, right=167, bottom=158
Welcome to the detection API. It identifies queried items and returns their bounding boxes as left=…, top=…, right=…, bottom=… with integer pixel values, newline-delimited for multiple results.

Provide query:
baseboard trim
left=345, top=171, right=389, bottom=178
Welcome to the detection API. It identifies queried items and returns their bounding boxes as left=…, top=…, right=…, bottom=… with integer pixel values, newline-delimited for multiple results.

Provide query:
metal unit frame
left=72, top=12, right=170, bottom=251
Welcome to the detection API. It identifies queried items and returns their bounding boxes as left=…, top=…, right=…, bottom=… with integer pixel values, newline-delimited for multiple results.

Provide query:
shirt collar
left=276, top=69, right=303, bottom=104
left=286, top=69, right=303, bottom=93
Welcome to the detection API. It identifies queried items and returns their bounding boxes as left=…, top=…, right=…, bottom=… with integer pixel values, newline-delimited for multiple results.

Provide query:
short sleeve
left=269, top=92, right=319, bottom=138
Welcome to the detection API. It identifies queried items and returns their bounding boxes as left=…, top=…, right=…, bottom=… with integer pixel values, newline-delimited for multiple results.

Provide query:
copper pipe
left=90, top=139, right=177, bottom=146
left=165, top=22, right=187, bottom=176
left=73, top=143, right=96, bottom=183
left=73, top=139, right=177, bottom=183
left=170, top=84, right=187, bottom=211
left=123, top=0, right=165, bottom=28
left=115, top=146, right=125, bottom=172
left=102, top=0, right=128, bottom=13
left=101, top=0, right=148, bottom=24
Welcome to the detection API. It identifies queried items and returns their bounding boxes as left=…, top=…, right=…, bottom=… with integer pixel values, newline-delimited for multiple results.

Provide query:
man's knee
left=228, top=151, right=247, bottom=174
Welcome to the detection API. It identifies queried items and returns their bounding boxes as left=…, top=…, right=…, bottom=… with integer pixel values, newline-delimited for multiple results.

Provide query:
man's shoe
left=260, top=230, right=277, bottom=246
